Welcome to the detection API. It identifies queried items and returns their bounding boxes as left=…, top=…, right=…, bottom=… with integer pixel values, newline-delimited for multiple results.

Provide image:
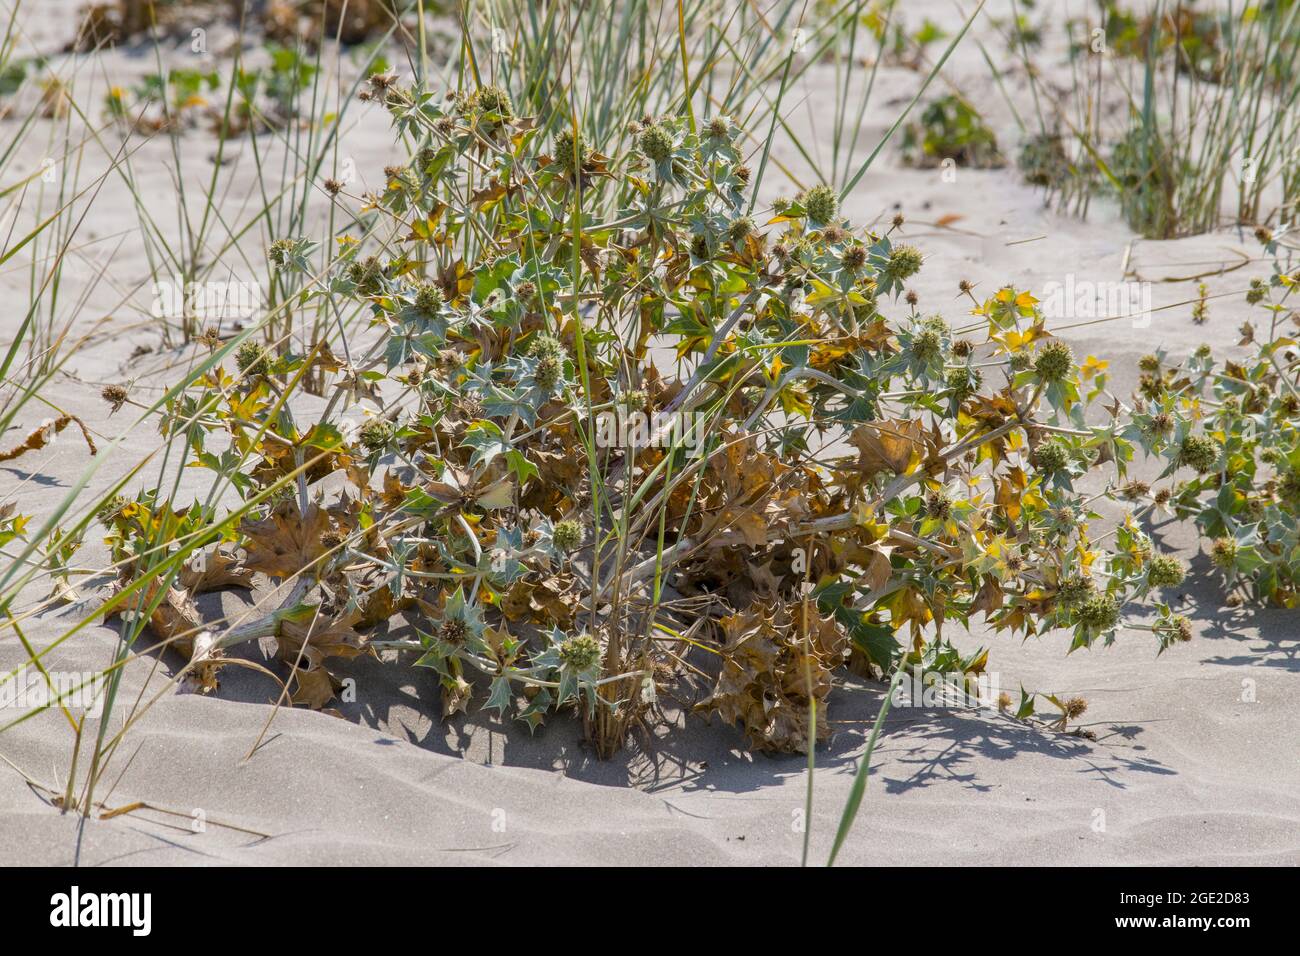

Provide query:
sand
left=0, top=0, right=1297, bottom=866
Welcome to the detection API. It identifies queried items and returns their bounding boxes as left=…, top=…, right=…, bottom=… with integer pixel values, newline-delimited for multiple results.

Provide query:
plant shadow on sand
left=1, top=466, right=65, bottom=488
left=1142, top=530, right=1300, bottom=673
left=178, top=633, right=1179, bottom=796
left=1182, top=571, right=1299, bottom=673
left=871, top=711, right=1175, bottom=795
left=129, top=533, right=1300, bottom=805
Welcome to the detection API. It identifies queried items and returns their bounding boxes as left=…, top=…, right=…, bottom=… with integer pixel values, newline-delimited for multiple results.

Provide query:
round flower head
left=553, top=128, right=589, bottom=177
left=359, top=418, right=394, bottom=451
left=885, top=245, right=924, bottom=283
left=347, top=255, right=384, bottom=294
left=1279, top=470, right=1300, bottom=502
left=772, top=196, right=793, bottom=216
left=534, top=353, right=562, bottom=392
left=558, top=632, right=601, bottom=671
left=1063, top=696, right=1088, bottom=719
left=1178, top=434, right=1221, bottom=474
left=1210, top=536, right=1238, bottom=569
left=1146, top=554, right=1186, bottom=588
left=1138, top=373, right=1166, bottom=401
left=553, top=518, right=583, bottom=552
left=1034, top=341, right=1074, bottom=382
left=1158, top=614, right=1194, bottom=644
left=1032, top=440, right=1069, bottom=473
left=268, top=238, right=294, bottom=269
left=236, top=340, right=271, bottom=376
left=921, top=314, right=949, bottom=336
left=911, top=328, right=943, bottom=365
left=472, top=84, right=512, bottom=117
left=1076, top=592, right=1119, bottom=630
left=924, top=489, right=952, bottom=520
left=707, top=115, right=730, bottom=138
left=530, top=333, right=565, bottom=361
left=1120, top=480, right=1150, bottom=501
left=1057, top=576, right=1095, bottom=606
left=802, top=185, right=838, bottom=224
left=638, top=123, right=673, bottom=163
left=841, top=245, right=868, bottom=271
left=1145, top=412, right=1173, bottom=438
left=1052, top=506, right=1077, bottom=531
left=945, top=365, right=982, bottom=399
left=101, top=383, right=129, bottom=412
left=437, top=348, right=464, bottom=374
left=727, top=216, right=755, bottom=244
left=440, top=616, right=468, bottom=646
left=1138, top=354, right=1160, bottom=372
left=413, top=281, right=443, bottom=316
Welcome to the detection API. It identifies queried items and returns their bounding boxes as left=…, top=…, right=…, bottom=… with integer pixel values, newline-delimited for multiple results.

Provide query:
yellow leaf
left=1080, top=355, right=1108, bottom=381
left=779, top=385, right=812, bottom=418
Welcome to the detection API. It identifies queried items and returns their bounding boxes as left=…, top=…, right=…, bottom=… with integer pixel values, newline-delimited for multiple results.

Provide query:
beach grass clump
left=1010, top=0, right=1300, bottom=234
left=1017, top=131, right=1098, bottom=205
left=1090, top=0, right=1298, bottom=236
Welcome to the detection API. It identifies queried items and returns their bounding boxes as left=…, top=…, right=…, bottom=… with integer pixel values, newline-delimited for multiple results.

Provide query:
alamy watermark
left=890, top=665, right=1002, bottom=710
left=1040, top=274, right=1152, bottom=329
left=50, top=886, right=151, bottom=936
left=594, top=409, right=707, bottom=451
left=1, top=667, right=104, bottom=716
left=150, top=274, right=263, bottom=322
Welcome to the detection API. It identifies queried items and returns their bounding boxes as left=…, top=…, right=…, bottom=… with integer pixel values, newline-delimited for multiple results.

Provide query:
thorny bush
left=1125, top=237, right=1300, bottom=609
left=101, top=77, right=1201, bottom=756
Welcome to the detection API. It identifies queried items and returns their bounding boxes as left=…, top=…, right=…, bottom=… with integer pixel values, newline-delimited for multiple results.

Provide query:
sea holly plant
left=1123, top=250, right=1300, bottom=607
left=104, top=77, right=1191, bottom=757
